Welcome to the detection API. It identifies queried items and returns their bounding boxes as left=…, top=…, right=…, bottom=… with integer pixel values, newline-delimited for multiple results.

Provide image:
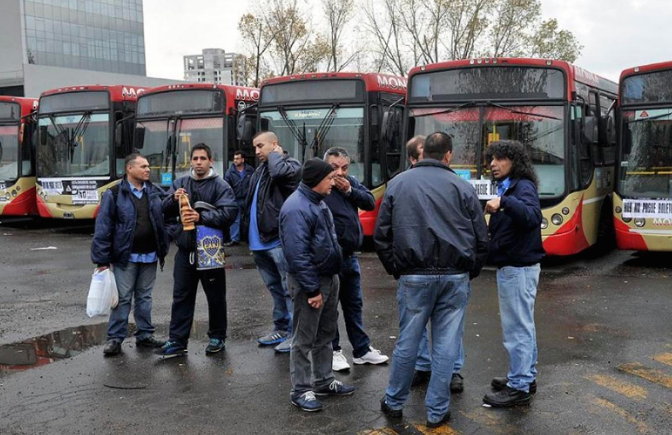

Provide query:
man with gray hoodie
left=156, top=143, right=238, bottom=358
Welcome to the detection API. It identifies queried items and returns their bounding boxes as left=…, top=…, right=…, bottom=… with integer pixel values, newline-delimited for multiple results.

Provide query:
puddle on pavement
left=0, top=321, right=213, bottom=378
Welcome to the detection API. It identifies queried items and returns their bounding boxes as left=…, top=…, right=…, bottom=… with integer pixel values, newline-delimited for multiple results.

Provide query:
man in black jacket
left=224, top=150, right=254, bottom=245
left=156, top=143, right=238, bottom=358
left=323, top=147, right=389, bottom=372
left=242, top=131, right=301, bottom=353
left=280, top=158, right=354, bottom=412
left=92, top=153, right=169, bottom=356
left=375, top=132, right=488, bottom=428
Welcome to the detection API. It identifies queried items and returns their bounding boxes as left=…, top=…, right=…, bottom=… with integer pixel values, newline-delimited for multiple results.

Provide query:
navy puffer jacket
left=91, top=178, right=169, bottom=268
left=280, top=183, right=342, bottom=297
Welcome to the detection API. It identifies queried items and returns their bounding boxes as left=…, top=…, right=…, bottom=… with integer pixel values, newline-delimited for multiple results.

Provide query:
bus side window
left=588, top=91, right=603, bottom=166
left=23, top=120, right=36, bottom=176
left=383, top=105, right=404, bottom=179
left=572, top=104, right=594, bottom=189
left=599, top=95, right=616, bottom=166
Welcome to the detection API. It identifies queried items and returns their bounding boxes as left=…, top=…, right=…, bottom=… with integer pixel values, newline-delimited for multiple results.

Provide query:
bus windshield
left=135, top=117, right=225, bottom=186
left=619, top=109, right=672, bottom=198
left=0, top=125, right=20, bottom=181
left=411, top=105, right=565, bottom=197
left=260, top=107, right=366, bottom=182
left=37, top=113, right=110, bottom=177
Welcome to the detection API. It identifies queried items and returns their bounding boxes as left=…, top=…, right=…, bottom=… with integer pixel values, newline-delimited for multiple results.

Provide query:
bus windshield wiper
left=484, top=101, right=562, bottom=121
left=68, top=111, right=92, bottom=163
left=308, top=104, right=339, bottom=157
left=410, top=101, right=477, bottom=118
left=277, top=106, right=308, bottom=159
left=625, top=111, right=672, bottom=124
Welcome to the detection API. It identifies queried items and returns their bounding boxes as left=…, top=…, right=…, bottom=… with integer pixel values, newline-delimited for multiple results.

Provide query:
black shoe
left=103, top=340, right=122, bottom=356
left=491, top=377, right=537, bottom=394
left=411, top=370, right=431, bottom=387
left=426, top=411, right=451, bottom=428
left=136, top=336, right=166, bottom=348
left=224, top=241, right=239, bottom=247
left=205, top=338, right=225, bottom=355
left=380, top=397, right=402, bottom=418
left=450, top=373, right=464, bottom=393
left=483, top=386, right=532, bottom=407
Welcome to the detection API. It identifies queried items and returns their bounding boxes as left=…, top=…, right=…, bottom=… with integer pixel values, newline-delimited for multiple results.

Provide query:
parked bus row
left=1, top=59, right=670, bottom=254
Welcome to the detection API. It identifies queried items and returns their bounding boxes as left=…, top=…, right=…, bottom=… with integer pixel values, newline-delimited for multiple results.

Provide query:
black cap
left=302, top=158, right=334, bottom=188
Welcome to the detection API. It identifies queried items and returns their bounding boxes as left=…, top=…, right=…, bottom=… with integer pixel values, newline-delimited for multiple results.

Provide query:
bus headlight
left=551, top=214, right=563, bottom=226
left=634, top=218, right=646, bottom=227
left=615, top=206, right=622, bottom=214
left=541, top=218, right=548, bottom=229
left=622, top=216, right=632, bottom=223
left=562, top=207, right=570, bottom=215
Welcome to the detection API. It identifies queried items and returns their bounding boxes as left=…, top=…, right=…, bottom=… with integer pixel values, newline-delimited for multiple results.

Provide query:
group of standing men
left=91, top=128, right=543, bottom=428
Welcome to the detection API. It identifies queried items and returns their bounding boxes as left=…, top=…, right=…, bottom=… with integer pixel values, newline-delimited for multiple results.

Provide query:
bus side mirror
left=381, top=111, right=393, bottom=144
left=260, top=117, right=269, bottom=131
left=237, top=114, right=253, bottom=144
left=114, top=122, right=123, bottom=149
left=134, top=124, right=145, bottom=149
left=39, top=125, right=48, bottom=145
left=599, top=114, right=616, bottom=146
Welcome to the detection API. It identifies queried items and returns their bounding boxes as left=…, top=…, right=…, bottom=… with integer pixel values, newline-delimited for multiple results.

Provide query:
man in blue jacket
left=280, top=158, right=355, bottom=412
left=323, top=147, right=389, bottom=372
left=375, top=132, right=488, bottom=428
left=482, top=140, right=544, bottom=407
left=92, top=153, right=169, bottom=356
left=224, top=150, right=254, bottom=245
left=242, top=131, right=301, bottom=353
left=156, top=143, right=238, bottom=358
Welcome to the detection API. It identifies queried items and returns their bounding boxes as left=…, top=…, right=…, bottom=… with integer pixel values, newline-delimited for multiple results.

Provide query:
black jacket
left=91, top=177, right=169, bottom=268
left=323, top=176, right=375, bottom=255
left=163, top=168, right=238, bottom=252
left=242, top=152, right=301, bottom=243
left=224, top=163, right=255, bottom=201
left=374, top=159, right=489, bottom=278
left=280, top=183, right=342, bottom=297
left=488, top=178, right=545, bottom=267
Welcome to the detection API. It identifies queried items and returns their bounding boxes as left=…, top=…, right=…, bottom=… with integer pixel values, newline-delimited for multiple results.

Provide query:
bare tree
left=238, top=12, right=277, bottom=87
left=321, top=0, right=356, bottom=71
left=265, top=0, right=316, bottom=76
left=361, top=0, right=415, bottom=76
left=488, top=0, right=541, bottom=58
left=445, top=0, right=491, bottom=60
left=528, top=18, right=582, bottom=62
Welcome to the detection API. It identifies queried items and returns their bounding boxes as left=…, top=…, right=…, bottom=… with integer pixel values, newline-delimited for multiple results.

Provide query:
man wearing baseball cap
left=280, top=158, right=355, bottom=412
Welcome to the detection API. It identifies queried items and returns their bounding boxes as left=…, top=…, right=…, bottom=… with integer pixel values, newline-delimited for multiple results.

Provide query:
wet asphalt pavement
left=1, top=219, right=672, bottom=435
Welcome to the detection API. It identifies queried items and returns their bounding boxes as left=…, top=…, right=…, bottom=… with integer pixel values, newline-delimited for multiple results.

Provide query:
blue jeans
left=108, top=262, right=157, bottom=342
left=332, top=255, right=370, bottom=358
left=229, top=199, right=245, bottom=242
left=414, top=325, right=464, bottom=373
left=497, top=264, right=540, bottom=393
left=253, top=246, right=293, bottom=334
left=385, top=274, right=470, bottom=424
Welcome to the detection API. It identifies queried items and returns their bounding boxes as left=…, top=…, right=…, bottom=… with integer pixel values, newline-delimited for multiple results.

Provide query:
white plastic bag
left=86, top=268, right=118, bottom=317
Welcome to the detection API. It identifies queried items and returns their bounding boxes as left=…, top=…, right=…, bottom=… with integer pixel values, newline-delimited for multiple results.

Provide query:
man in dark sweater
left=92, top=153, right=170, bottom=356
left=224, top=150, right=254, bottom=245
left=322, top=147, right=389, bottom=372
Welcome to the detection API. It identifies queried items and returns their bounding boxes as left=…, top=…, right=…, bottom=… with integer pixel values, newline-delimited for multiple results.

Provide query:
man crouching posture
left=280, top=158, right=355, bottom=412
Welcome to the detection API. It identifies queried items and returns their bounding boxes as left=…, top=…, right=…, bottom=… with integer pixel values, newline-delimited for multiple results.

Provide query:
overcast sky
left=143, top=0, right=672, bottom=83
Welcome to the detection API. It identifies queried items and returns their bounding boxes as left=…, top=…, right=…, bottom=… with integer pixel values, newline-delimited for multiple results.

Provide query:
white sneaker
left=332, top=350, right=351, bottom=372
left=353, top=346, right=389, bottom=365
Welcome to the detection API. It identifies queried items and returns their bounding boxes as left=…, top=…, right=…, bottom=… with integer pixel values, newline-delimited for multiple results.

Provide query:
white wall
left=23, top=64, right=183, bottom=98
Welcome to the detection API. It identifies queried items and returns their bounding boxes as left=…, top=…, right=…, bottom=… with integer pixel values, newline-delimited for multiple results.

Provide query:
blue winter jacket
left=488, top=178, right=545, bottom=267
left=162, top=168, right=238, bottom=252
left=323, top=176, right=375, bottom=255
left=279, top=183, right=342, bottom=297
left=91, top=177, right=169, bottom=268
left=224, top=163, right=255, bottom=201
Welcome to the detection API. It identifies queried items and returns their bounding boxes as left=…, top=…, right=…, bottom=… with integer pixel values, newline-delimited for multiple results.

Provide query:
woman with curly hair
left=482, top=140, right=545, bottom=408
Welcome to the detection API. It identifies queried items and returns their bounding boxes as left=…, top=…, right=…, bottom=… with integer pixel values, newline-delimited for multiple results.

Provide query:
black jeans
left=169, top=250, right=227, bottom=346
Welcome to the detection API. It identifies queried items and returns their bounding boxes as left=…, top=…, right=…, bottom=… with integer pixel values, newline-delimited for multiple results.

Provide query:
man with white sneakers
left=323, top=147, right=389, bottom=371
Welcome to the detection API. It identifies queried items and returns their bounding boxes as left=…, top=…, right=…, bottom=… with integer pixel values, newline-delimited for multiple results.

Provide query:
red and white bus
left=254, top=72, right=407, bottom=235
left=613, top=61, right=672, bottom=251
left=0, top=97, right=39, bottom=216
left=405, top=58, right=618, bottom=255
left=133, top=83, right=259, bottom=187
left=36, top=85, right=140, bottom=219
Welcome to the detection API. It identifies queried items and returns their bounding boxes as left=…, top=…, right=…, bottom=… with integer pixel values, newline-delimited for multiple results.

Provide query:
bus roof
left=139, top=82, right=260, bottom=106
left=408, top=58, right=617, bottom=99
left=620, top=60, right=672, bottom=81
left=0, top=96, right=38, bottom=116
left=261, top=72, right=407, bottom=95
left=40, top=84, right=144, bottom=102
